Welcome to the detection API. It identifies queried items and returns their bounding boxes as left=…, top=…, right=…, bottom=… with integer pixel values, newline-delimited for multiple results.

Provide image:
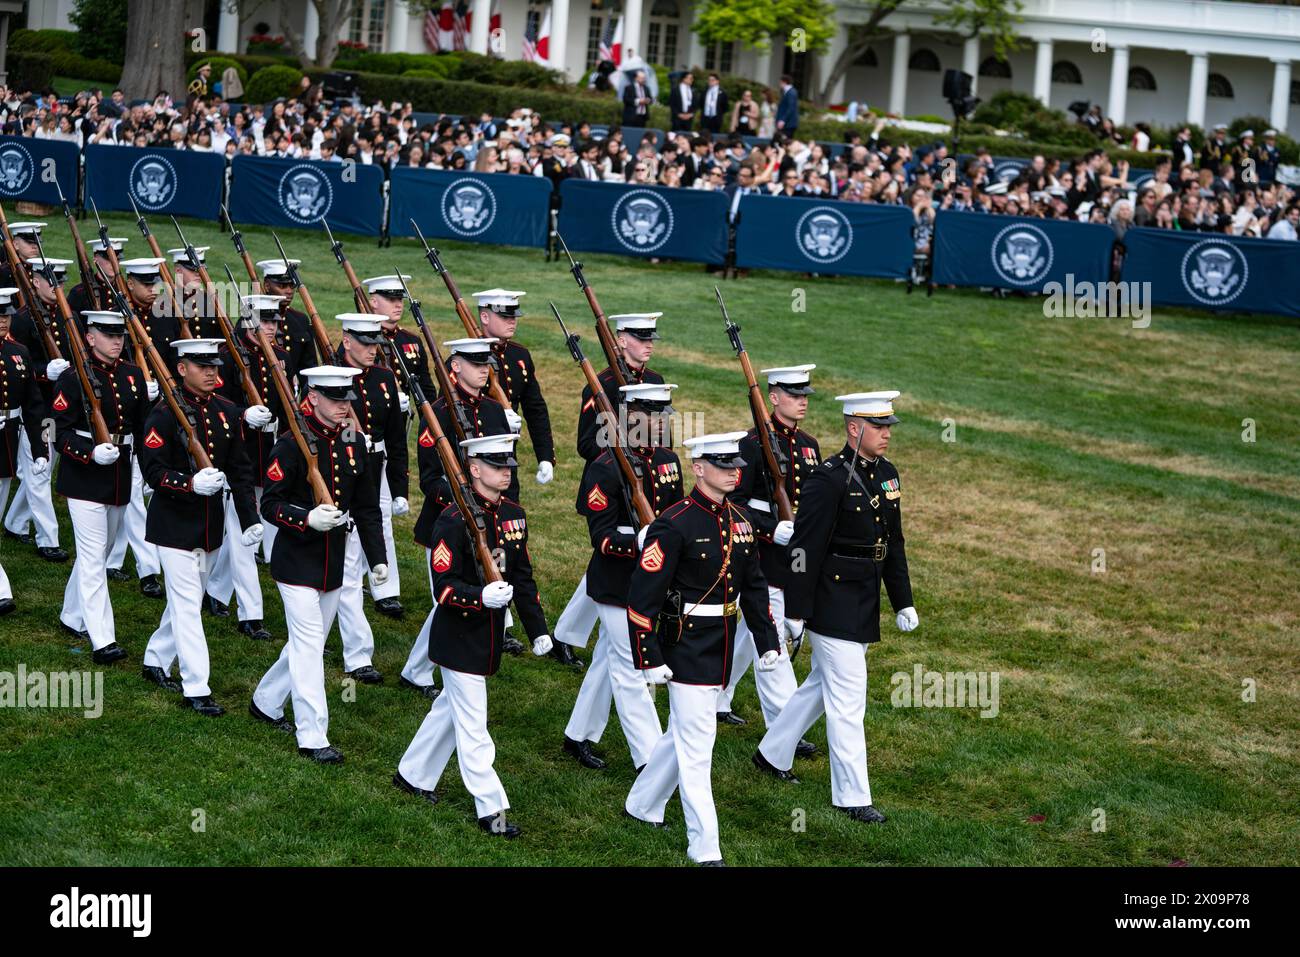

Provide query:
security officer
left=362, top=274, right=436, bottom=401
left=66, top=236, right=129, bottom=316
left=0, top=287, right=46, bottom=578
left=624, top=432, right=780, bottom=866
left=554, top=313, right=665, bottom=666
left=167, top=245, right=220, bottom=340
left=718, top=364, right=819, bottom=754
left=257, top=259, right=319, bottom=374
left=3, top=254, right=72, bottom=562
left=139, top=338, right=260, bottom=716
left=402, top=338, right=518, bottom=692
left=331, top=312, right=407, bottom=679
left=393, top=432, right=553, bottom=838
left=250, top=366, right=387, bottom=763
left=52, top=310, right=150, bottom=664
left=562, top=383, right=682, bottom=772
left=471, top=288, right=554, bottom=490
left=754, top=392, right=918, bottom=825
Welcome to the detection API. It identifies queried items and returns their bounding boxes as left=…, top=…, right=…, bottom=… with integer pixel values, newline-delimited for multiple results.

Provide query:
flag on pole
left=523, top=7, right=551, bottom=64
left=452, top=0, right=470, bottom=51
left=597, top=16, right=622, bottom=66
left=424, top=2, right=455, bottom=52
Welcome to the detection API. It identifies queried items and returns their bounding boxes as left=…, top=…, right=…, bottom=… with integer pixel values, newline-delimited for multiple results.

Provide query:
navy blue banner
left=83, top=145, right=226, bottom=220
left=734, top=196, right=915, bottom=278
left=932, top=211, right=1115, bottom=293
left=0, top=135, right=79, bottom=206
left=228, top=155, right=384, bottom=236
left=388, top=167, right=551, bottom=247
left=557, top=180, right=729, bottom=264
left=1120, top=226, right=1300, bottom=318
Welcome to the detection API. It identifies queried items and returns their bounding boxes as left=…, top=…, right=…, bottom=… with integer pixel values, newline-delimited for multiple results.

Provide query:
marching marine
left=0, top=285, right=47, bottom=615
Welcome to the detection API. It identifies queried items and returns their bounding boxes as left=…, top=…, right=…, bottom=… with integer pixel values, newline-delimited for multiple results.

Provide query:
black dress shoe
left=717, top=710, right=748, bottom=726
left=374, top=597, right=404, bottom=619
left=0, top=598, right=15, bottom=616
left=622, top=808, right=669, bottom=829
left=237, top=619, right=272, bottom=641
left=203, top=594, right=229, bottom=618
left=502, top=634, right=525, bottom=656
left=58, top=619, right=90, bottom=642
left=141, top=665, right=182, bottom=693
left=548, top=642, right=584, bottom=669
left=3, top=528, right=33, bottom=546
left=347, top=665, right=384, bottom=684
left=249, top=700, right=295, bottom=734
left=795, top=738, right=818, bottom=759
left=698, top=858, right=727, bottom=867
left=477, top=812, right=521, bottom=838
left=299, top=746, right=344, bottom=764
left=399, top=676, right=440, bottom=700
left=105, top=567, right=131, bottom=582
left=139, top=574, right=164, bottom=599
left=563, top=736, right=608, bottom=770
left=37, top=546, right=68, bottom=563
left=184, top=695, right=225, bottom=717
left=752, top=749, right=800, bottom=783
left=91, top=643, right=127, bottom=665
left=838, top=805, right=887, bottom=824
left=392, top=771, right=439, bottom=805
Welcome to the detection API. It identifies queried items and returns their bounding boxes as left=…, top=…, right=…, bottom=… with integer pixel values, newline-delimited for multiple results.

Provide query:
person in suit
left=670, top=72, right=697, bottom=132
left=622, top=70, right=653, bottom=128
left=776, top=74, right=799, bottom=136
left=699, top=73, right=729, bottom=134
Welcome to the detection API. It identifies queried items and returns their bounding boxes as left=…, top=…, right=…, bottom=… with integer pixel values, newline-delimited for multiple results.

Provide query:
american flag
left=597, top=17, right=617, bottom=64
left=423, top=2, right=456, bottom=53
left=452, top=0, right=470, bottom=51
left=522, top=7, right=551, bottom=64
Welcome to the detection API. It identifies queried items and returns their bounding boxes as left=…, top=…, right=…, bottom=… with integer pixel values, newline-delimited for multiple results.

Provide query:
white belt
left=616, top=525, right=634, bottom=534
left=1, top=408, right=20, bottom=420
left=262, top=417, right=279, bottom=434
left=371, top=440, right=386, bottom=454
left=76, top=429, right=133, bottom=446
left=685, top=602, right=737, bottom=617
left=746, top=498, right=772, bottom=513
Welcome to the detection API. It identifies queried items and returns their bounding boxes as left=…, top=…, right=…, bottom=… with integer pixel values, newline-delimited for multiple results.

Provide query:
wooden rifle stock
left=558, top=232, right=630, bottom=386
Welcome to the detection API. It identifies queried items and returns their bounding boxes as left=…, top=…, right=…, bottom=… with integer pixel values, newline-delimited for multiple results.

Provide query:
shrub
left=244, top=65, right=305, bottom=104
left=68, top=0, right=128, bottom=64
left=8, top=28, right=77, bottom=54
left=6, top=52, right=56, bottom=94
left=188, top=57, right=249, bottom=92
left=48, top=49, right=122, bottom=84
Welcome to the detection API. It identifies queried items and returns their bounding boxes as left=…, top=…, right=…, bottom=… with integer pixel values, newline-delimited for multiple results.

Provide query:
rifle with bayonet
left=54, top=179, right=101, bottom=312
left=400, top=271, right=474, bottom=447
left=269, top=231, right=335, bottom=363
left=89, top=199, right=153, bottom=384
left=126, top=194, right=190, bottom=339
left=323, top=220, right=406, bottom=385
left=553, top=302, right=655, bottom=528
left=222, top=204, right=262, bottom=292
left=718, top=286, right=793, bottom=523
left=0, top=207, right=60, bottom=360
left=557, top=232, right=630, bottom=387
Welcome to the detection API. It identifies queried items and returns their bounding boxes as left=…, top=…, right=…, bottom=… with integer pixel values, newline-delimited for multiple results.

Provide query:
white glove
left=536, top=460, right=554, bottom=485
left=243, top=404, right=273, bottom=429
left=92, top=443, right=119, bottom=465
left=191, top=466, right=226, bottom=496
left=481, top=580, right=514, bottom=609
left=756, top=649, right=780, bottom=672
left=531, top=634, right=553, bottom=656
left=30, top=456, right=49, bottom=476
left=505, top=408, right=522, bottom=432
left=363, top=432, right=374, bottom=452
left=391, top=496, right=410, bottom=516
left=397, top=391, right=410, bottom=413
left=307, top=503, right=344, bottom=531
left=146, top=379, right=159, bottom=402
left=785, top=618, right=805, bottom=642
left=636, top=526, right=649, bottom=550
left=241, top=524, right=264, bottom=547
left=896, top=606, right=919, bottom=632
left=773, top=520, right=795, bottom=546
left=644, top=664, right=673, bottom=685
left=45, top=358, right=69, bottom=380
left=370, top=563, right=389, bottom=586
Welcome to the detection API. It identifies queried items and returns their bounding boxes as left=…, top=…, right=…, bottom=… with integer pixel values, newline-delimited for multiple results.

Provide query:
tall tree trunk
left=280, top=0, right=358, bottom=70
left=120, top=0, right=188, bottom=101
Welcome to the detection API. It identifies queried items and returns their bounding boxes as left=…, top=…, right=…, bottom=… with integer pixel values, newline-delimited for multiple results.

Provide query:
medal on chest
left=730, top=519, right=754, bottom=544
left=655, top=461, right=679, bottom=485
left=881, top=477, right=901, bottom=500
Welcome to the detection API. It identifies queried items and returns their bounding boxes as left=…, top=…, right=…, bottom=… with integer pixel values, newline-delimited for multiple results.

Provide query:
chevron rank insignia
left=587, top=483, right=608, bottom=512
left=639, top=540, right=665, bottom=572
left=266, top=459, right=284, bottom=482
left=144, top=428, right=164, bottom=449
left=52, top=392, right=68, bottom=411
left=431, top=539, right=453, bottom=572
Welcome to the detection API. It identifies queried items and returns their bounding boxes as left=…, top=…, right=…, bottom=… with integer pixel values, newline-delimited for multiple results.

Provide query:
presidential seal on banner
left=993, top=159, right=1026, bottom=184
left=440, top=177, right=497, bottom=237
left=796, top=206, right=853, bottom=264
left=277, top=164, right=333, bottom=224
left=130, top=155, right=178, bottom=210
left=991, top=223, right=1054, bottom=286
left=0, top=142, right=34, bottom=196
left=1180, top=238, right=1248, bottom=306
left=611, top=188, right=674, bottom=253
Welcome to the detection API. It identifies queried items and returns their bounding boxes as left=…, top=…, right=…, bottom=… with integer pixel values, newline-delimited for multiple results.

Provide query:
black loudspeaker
left=943, top=69, right=972, bottom=102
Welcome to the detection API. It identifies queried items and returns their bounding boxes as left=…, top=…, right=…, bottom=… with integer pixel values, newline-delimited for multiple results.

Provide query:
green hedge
left=6, top=52, right=56, bottom=93
left=245, top=65, right=306, bottom=105
left=8, top=28, right=78, bottom=54
left=8, top=27, right=121, bottom=85
left=332, top=49, right=565, bottom=89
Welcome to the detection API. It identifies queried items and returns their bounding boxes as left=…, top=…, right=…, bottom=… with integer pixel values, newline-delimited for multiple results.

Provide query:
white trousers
left=4, top=429, right=59, bottom=547
left=0, top=478, right=10, bottom=601
left=626, top=681, right=723, bottom=863
left=758, top=630, right=873, bottom=808
left=398, top=665, right=509, bottom=819
left=107, top=458, right=160, bottom=577
left=365, top=469, right=400, bottom=600
left=61, top=498, right=126, bottom=651
left=717, top=584, right=798, bottom=725
left=206, top=494, right=264, bottom=620
left=330, top=523, right=374, bottom=672
left=400, top=546, right=439, bottom=687
left=255, top=486, right=278, bottom=562
left=143, top=546, right=214, bottom=697
left=554, top=573, right=600, bottom=648
left=564, top=602, right=663, bottom=767
left=253, top=583, right=343, bottom=749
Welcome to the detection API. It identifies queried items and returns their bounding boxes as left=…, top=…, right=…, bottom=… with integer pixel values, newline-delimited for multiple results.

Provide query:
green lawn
left=1, top=212, right=1297, bottom=866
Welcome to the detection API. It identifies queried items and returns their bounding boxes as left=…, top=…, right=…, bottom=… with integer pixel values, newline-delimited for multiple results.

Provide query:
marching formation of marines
left=0, top=205, right=919, bottom=866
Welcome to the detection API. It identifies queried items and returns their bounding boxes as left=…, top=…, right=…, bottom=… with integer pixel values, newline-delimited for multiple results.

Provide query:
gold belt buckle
left=873, top=541, right=887, bottom=561
left=723, top=600, right=738, bottom=616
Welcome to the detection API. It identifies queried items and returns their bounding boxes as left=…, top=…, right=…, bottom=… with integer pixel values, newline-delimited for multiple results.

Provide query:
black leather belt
left=831, top=542, right=888, bottom=561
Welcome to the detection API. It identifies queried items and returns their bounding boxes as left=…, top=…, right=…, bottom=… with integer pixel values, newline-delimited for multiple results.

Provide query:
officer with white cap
left=0, top=285, right=47, bottom=607
left=67, top=236, right=128, bottom=317
left=256, top=259, right=319, bottom=373
left=361, top=274, right=435, bottom=399
left=624, top=431, right=780, bottom=865
left=394, top=431, right=553, bottom=837
left=754, top=391, right=917, bottom=825
left=250, top=365, right=387, bottom=763
left=167, top=245, right=219, bottom=340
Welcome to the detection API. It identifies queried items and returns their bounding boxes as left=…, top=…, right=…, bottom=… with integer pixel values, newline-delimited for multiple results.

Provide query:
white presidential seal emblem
left=129, top=155, right=177, bottom=210
left=991, top=223, right=1054, bottom=286
left=277, top=164, right=333, bottom=224
left=611, top=188, right=673, bottom=252
left=1181, top=238, right=1247, bottom=305
left=440, top=177, right=496, bottom=236
left=994, top=160, right=1025, bottom=184
left=796, top=206, right=852, bottom=264
left=0, top=142, right=34, bottom=196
